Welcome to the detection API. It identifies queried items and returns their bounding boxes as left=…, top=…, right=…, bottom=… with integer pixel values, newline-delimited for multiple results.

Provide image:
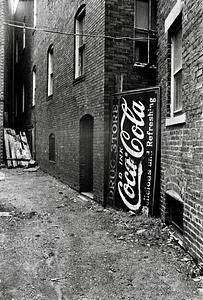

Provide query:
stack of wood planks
left=4, top=128, right=32, bottom=168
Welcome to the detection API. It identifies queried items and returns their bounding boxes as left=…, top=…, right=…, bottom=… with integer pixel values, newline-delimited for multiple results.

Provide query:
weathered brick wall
left=157, top=0, right=203, bottom=260
left=0, top=0, right=5, bottom=164
left=104, top=0, right=157, bottom=204
left=3, top=1, right=13, bottom=129
left=0, top=0, right=12, bottom=164
left=14, top=0, right=35, bottom=146
left=32, top=0, right=106, bottom=202
left=32, top=0, right=157, bottom=204
left=14, top=0, right=157, bottom=205
left=105, top=0, right=157, bottom=91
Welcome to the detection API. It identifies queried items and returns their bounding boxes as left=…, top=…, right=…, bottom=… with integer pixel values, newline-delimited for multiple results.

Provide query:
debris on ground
left=23, top=166, right=40, bottom=172
left=4, top=128, right=33, bottom=168
left=0, top=172, right=5, bottom=180
left=0, top=168, right=202, bottom=300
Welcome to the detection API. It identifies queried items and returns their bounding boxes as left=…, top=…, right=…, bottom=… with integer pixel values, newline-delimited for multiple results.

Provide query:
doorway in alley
left=79, top=114, right=93, bottom=193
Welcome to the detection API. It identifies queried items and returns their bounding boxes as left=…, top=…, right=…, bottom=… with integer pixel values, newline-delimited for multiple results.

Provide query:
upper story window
left=134, top=0, right=156, bottom=67
left=171, top=25, right=182, bottom=114
left=11, top=0, right=19, bottom=14
left=165, top=0, right=185, bottom=126
left=15, top=37, right=18, bottom=63
left=47, top=44, right=53, bottom=97
left=34, top=0, right=37, bottom=27
left=32, top=66, right=36, bottom=106
left=23, top=17, right=26, bottom=49
left=75, top=5, right=85, bottom=79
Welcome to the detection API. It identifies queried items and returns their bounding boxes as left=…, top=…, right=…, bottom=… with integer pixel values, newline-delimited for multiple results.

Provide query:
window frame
left=34, top=0, right=37, bottom=27
left=47, top=44, right=54, bottom=97
left=23, top=17, right=26, bottom=49
left=165, top=2, right=186, bottom=127
left=134, top=0, right=157, bottom=67
left=74, top=5, right=86, bottom=79
left=171, top=25, right=182, bottom=116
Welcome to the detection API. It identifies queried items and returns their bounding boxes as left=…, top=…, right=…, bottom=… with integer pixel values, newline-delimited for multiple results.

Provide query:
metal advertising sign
left=108, top=87, right=160, bottom=216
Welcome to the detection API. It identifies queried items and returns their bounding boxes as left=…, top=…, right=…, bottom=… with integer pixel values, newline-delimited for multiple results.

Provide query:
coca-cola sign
left=108, top=88, right=160, bottom=215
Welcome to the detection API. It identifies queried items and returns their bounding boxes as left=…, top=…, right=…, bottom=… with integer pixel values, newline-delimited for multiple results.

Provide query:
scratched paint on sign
left=108, top=88, right=160, bottom=215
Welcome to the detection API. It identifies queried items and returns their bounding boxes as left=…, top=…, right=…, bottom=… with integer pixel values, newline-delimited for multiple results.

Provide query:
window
left=75, top=6, right=85, bottom=78
left=32, top=66, right=36, bottom=106
left=22, top=84, right=25, bottom=113
left=134, top=0, right=156, bottom=66
left=23, top=17, right=26, bottom=49
left=165, top=1, right=185, bottom=126
left=166, top=193, right=183, bottom=234
left=34, top=0, right=37, bottom=27
left=47, top=45, right=53, bottom=96
left=171, top=26, right=182, bottom=114
left=15, top=37, right=18, bottom=63
left=49, top=133, right=55, bottom=162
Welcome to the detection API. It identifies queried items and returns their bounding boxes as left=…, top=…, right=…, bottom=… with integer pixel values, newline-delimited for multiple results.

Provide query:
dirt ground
left=0, top=168, right=203, bottom=300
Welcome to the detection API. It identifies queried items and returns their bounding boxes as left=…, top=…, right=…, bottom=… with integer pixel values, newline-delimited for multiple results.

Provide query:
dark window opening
left=49, top=133, right=55, bottom=162
left=166, top=194, right=183, bottom=234
left=134, top=0, right=157, bottom=66
left=80, top=115, right=93, bottom=192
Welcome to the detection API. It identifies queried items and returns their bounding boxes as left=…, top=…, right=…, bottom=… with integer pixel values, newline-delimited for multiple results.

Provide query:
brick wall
left=14, top=0, right=35, bottom=150
left=12, top=0, right=203, bottom=261
left=0, top=0, right=5, bottom=164
left=14, top=0, right=157, bottom=205
left=104, top=0, right=157, bottom=205
left=157, top=0, right=203, bottom=261
left=0, top=0, right=12, bottom=164
left=32, top=0, right=106, bottom=203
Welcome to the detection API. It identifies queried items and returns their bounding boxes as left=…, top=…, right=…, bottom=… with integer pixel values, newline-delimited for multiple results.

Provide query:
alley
left=0, top=168, right=202, bottom=300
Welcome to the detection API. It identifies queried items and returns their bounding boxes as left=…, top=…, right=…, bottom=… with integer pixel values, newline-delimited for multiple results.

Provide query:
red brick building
left=6, top=0, right=203, bottom=261
left=13, top=0, right=35, bottom=157
left=21, top=0, right=156, bottom=205
left=0, top=0, right=4, bottom=164
left=157, top=0, right=203, bottom=260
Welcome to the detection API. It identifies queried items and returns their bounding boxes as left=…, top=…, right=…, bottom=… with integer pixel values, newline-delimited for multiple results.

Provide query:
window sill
left=165, top=113, right=186, bottom=127
left=73, top=75, right=85, bottom=85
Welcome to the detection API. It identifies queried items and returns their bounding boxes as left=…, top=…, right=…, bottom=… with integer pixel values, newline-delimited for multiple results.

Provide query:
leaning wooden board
left=15, top=135, right=28, bottom=167
left=4, top=128, right=32, bottom=167
left=9, top=129, right=18, bottom=167
left=4, top=128, right=12, bottom=167
left=20, top=132, right=32, bottom=160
